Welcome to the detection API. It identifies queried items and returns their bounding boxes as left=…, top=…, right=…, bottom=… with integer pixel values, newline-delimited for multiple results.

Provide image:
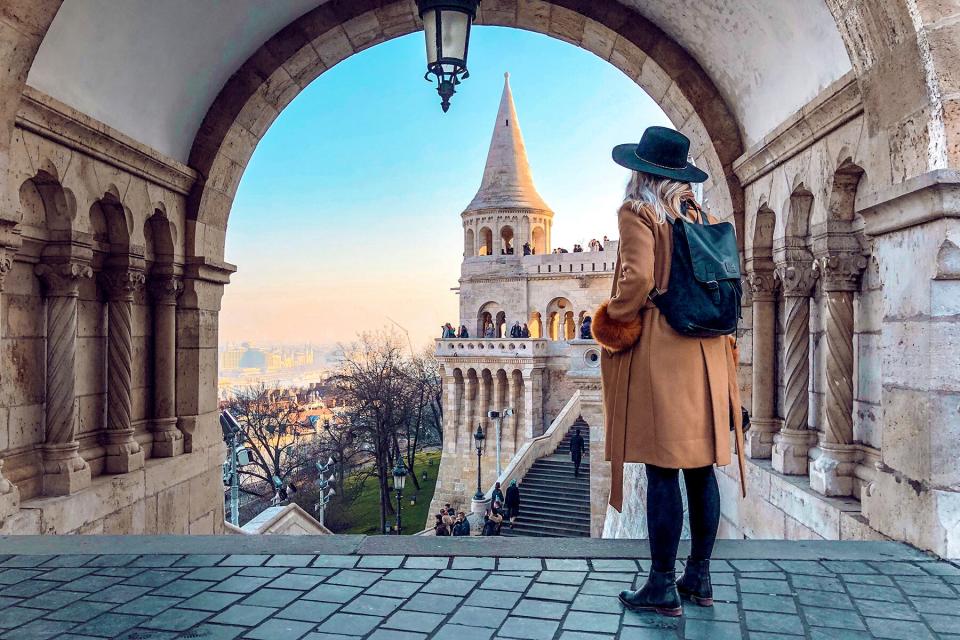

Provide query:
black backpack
left=649, top=203, right=742, bottom=337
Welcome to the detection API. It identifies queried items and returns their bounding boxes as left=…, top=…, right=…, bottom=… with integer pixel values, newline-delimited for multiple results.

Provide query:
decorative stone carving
left=35, top=260, right=93, bottom=496
left=809, top=251, right=866, bottom=497
left=746, top=268, right=779, bottom=458
left=772, top=261, right=819, bottom=475
left=0, top=459, right=20, bottom=527
left=101, top=267, right=146, bottom=474
left=148, top=274, right=184, bottom=457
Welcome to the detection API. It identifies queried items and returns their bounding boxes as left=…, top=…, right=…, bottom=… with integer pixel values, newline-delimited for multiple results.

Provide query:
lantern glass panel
left=423, top=9, right=438, bottom=65
left=439, top=10, right=469, bottom=63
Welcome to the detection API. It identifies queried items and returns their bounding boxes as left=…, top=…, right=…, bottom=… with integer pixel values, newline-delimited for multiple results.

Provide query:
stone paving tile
left=823, top=561, right=878, bottom=575
left=910, top=594, right=960, bottom=615
left=267, top=572, right=328, bottom=590
left=590, top=559, right=638, bottom=572
left=404, top=556, right=449, bottom=570
left=219, top=554, right=269, bottom=567
left=303, top=582, right=363, bottom=603
left=113, top=594, right=182, bottom=615
left=266, top=554, right=315, bottom=567
left=173, top=554, right=225, bottom=567
left=740, top=592, right=798, bottom=614
left=498, top=558, right=543, bottom=572
left=562, top=611, right=620, bottom=634
left=453, top=557, right=496, bottom=570
left=21, top=587, right=87, bottom=609
left=311, top=555, right=359, bottom=568
left=45, top=600, right=117, bottom=623
left=71, top=612, right=148, bottom=636
left=545, top=559, right=589, bottom=572
left=382, top=609, right=447, bottom=633
left=0, top=605, right=46, bottom=628
left=738, top=578, right=794, bottom=595
left=618, top=628, right=677, bottom=640
left=843, top=573, right=896, bottom=587
left=744, top=611, right=804, bottom=635
left=138, top=607, right=212, bottom=631
left=122, top=569, right=180, bottom=587
left=512, top=598, right=569, bottom=619
left=209, top=575, right=273, bottom=594
left=209, top=603, right=276, bottom=626
left=366, top=578, right=422, bottom=599
left=2, top=617, right=78, bottom=639
left=276, top=599, right=339, bottom=623
left=327, top=569, right=385, bottom=587
left=317, top=612, right=384, bottom=635
left=685, top=601, right=739, bottom=622
left=177, top=624, right=244, bottom=640
left=731, top=559, right=780, bottom=572
left=245, top=617, right=317, bottom=640
left=238, top=566, right=289, bottom=578
left=131, top=555, right=182, bottom=568
left=796, top=588, right=854, bottom=609
left=854, top=598, right=921, bottom=621
left=525, top=583, right=579, bottom=601
left=684, top=618, right=743, bottom=640
left=151, top=578, right=215, bottom=597
left=586, top=571, right=636, bottom=583
left=923, top=612, right=960, bottom=634
left=84, top=583, right=153, bottom=603
left=570, top=594, right=621, bottom=613
left=241, top=587, right=302, bottom=607
left=0, top=578, right=58, bottom=598
left=864, top=617, right=935, bottom=639
left=898, top=577, right=956, bottom=598
left=465, top=588, right=522, bottom=609
left=92, top=567, right=143, bottom=578
left=0, top=568, right=41, bottom=584
left=449, top=604, right=509, bottom=628
left=369, top=630, right=427, bottom=640
left=384, top=568, right=436, bottom=582
left=421, top=577, right=475, bottom=596
left=436, top=623, right=494, bottom=640
left=0, top=595, right=19, bottom=610
left=183, top=566, right=241, bottom=582
left=38, top=567, right=96, bottom=582
left=403, top=591, right=462, bottom=614
left=358, top=555, right=406, bottom=569
left=802, top=605, right=867, bottom=631
left=790, top=574, right=845, bottom=592
left=537, top=571, right=587, bottom=586
left=498, top=617, right=562, bottom=639
left=482, top=574, right=534, bottom=592
left=342, top=594, right=405, bottom=617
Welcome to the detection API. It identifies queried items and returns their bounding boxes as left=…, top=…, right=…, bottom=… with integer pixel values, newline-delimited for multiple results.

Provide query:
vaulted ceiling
left=26, top=0, right=851, bottom=162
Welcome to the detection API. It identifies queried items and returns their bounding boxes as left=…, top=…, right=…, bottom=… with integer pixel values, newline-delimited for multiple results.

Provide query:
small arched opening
left=495, top=311, right=507, bottom=338
left=478, top=226, right=493, bottom=256
left=546, top=297, right=573, bottom=341
left=464, top=228, right=475, bottom=258
left=500, top=226, right=515, bottom=255
left=531, top=226, right=546, bottom=255
left=528, top=311, right=543, bottom=339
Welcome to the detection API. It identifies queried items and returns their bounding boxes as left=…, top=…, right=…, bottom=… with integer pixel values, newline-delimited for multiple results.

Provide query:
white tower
left=462, top=72, right=554, bottom=258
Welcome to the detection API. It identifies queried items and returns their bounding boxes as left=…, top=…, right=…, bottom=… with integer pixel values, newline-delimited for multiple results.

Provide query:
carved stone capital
left=774, top=262, right=819, bottom=296
left=746, top=270, right=778, bottom=301
left=148, top=274, right=183, bottom=304
left=35, top=261, right=93, bottom=297
left=101, top=268, right=146, bottom=302
left=812, top=253, right=867, bottom=291
left=0, top=247, right=15, bottom=291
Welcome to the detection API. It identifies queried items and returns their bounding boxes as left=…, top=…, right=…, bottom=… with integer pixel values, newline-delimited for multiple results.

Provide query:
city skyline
left=220, top=27, right=671, bottom=348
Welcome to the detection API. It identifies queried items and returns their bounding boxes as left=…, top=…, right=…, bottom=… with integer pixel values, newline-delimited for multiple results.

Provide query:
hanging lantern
left=416, top=0, right=481, bottom=112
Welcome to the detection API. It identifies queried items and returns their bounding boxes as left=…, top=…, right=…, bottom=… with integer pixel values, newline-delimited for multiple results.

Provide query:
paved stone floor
left=0, top=538, right=957, bottom=639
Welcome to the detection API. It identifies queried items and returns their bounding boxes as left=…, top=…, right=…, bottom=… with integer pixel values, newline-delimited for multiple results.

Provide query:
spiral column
left=35, top=259, right=93, bottom=496
left=101, top=267, right=146, bottom=473
left=148, top=274, right=184, bottom=457
left=771, top=260, right=819, bottom=475
left=745, top=268, right=780, bottom=458
left=809, top=252, right=866, bottom=497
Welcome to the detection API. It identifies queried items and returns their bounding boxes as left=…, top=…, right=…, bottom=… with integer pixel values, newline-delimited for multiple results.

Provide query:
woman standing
left=593, top=127, right=746, bottom=617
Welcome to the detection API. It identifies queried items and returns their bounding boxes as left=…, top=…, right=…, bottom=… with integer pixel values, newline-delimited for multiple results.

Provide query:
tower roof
left=464, top=73, right=551, bottom=213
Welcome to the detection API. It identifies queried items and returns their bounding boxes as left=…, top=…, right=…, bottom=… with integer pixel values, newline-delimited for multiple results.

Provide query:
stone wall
left=0, top=88, right=230, bottom=535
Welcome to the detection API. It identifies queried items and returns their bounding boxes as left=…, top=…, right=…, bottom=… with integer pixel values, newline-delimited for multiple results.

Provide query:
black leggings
left=645, top=464, right=720, bottom=573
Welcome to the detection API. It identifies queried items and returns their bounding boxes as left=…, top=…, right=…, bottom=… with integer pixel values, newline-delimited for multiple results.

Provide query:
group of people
left=434, top=480, right=521, bottom=537
left=441, top=323, right=472, bottom=339
left=509, top=322, right=531, bottom=338
left=443, top=321, right=534, bottom=340
left=553, top=236, right=609, bottom=254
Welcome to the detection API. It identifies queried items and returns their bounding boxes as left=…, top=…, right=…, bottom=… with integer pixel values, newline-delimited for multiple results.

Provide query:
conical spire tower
left=462, top=73, right=553, bottom=259
left=465, top=73, right=551, bottom=212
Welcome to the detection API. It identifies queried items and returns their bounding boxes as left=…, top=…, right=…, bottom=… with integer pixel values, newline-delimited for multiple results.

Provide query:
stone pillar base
left=41, top=443, right=91, bottom=496
left=468, top=497, right=491, bottom=535
left=809, top=443, right=859, bottom=497
left=103, top=429, right=145, bottom=474
left=772, top=428, right=816, bottom=475
left=0, top=460, right=20, bottom=526
left=745, top=419, right=780, bottom=459
left=151, top=418, right=184, bottom=458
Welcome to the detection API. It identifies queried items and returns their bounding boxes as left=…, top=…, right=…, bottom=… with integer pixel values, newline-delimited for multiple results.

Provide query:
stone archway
left=183, top=0, right=746, bottom=263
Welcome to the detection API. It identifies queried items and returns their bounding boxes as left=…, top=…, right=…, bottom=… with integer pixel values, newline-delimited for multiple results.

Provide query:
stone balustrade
left=435, top=338, right=549, bottom=358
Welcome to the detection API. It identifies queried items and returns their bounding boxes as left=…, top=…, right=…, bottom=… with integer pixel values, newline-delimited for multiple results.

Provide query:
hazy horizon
left=220, top=27, right=672, bottom=349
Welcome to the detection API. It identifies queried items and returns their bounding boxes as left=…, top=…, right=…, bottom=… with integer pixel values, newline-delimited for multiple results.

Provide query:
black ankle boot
left=676, top=557, right=713, bottom=606
left=618, top=569, right=682, bottom=617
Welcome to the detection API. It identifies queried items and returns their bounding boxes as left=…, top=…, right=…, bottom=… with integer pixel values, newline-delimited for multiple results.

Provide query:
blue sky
left=221, top=26, right=671, bottom=348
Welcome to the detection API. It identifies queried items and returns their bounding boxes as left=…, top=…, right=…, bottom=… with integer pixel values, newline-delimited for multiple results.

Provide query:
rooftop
left=0, top=537, right=956, bottom=639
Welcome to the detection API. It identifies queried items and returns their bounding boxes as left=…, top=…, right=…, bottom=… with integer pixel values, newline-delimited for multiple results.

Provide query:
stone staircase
left=502, top=422, right=590, bottom=537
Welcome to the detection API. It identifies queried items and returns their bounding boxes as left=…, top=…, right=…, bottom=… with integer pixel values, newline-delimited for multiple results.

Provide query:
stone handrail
left=484, top=389, right=582, bottom=500
left=435, top=338, right=549, bottom=358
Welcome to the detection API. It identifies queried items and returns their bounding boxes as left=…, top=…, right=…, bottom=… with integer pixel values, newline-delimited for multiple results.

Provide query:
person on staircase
left=504, top=479, right=521, bottom=529
left=491, top=481, right=505, bottom=506
left=592, top=127, right=746, bottom=618
left=570, top=427, right=586, bottom=478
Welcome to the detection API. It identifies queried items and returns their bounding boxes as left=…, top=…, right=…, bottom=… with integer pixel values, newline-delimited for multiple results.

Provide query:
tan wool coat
left=597, top=203, right=746, bottom=511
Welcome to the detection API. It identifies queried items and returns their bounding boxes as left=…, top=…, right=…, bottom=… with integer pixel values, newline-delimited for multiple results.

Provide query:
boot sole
left=617, top=594, right=683, bottom=617
left=678, top=590, right=714, bottom=607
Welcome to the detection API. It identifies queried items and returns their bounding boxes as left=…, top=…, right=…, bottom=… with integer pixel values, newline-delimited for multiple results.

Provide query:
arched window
left=531, top=226, right=546, bottom=255
left=464, top=228, right=475, bottom=257
left=563, top=311, right=576, bottom=340
left=495, top=311, right=506, bottom=338
left=500, top=225, right=515, bottom=255
left=528, top=311, right=542, bottom=339
left=545, top=297, right=573, bottom=341
left=478, top=226, right=493, bottom=256
left=477, top=301, right=503, bottom=337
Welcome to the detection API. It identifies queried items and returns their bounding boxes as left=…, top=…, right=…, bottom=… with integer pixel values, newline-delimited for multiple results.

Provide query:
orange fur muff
left=591, top=300, right=642, bottom=353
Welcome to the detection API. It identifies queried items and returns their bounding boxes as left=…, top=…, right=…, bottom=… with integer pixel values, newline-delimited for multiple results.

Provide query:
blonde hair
left=623, top=170, right=700, bottom=224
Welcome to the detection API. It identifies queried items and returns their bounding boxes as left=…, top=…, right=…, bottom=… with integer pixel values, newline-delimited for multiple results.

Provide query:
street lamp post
left=415, top=0, right=481, bottom=112
left=315, top=456, right=336, bottom=527
left=473, top=424, right=486, bottom=500
left=486, top=408, right=514, bottom=479
left=392, top=459, right=407, bottom=535
left=219, top=410, right=243, bottom=527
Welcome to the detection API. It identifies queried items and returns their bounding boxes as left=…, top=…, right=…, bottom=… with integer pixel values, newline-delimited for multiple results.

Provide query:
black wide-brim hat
left=612, top=126, right=708, bottom=184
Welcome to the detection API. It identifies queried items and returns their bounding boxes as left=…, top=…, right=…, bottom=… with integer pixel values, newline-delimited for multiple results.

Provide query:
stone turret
left=462, top=73, right=554, bottom=258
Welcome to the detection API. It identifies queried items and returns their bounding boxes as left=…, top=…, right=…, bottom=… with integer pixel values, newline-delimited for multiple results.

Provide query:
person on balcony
left=521, top=323, right=530, bottom=338
left=523, top=242, right=532, bottom=256
left=457, top=325, right=469, bottom=338
left=580, top=316, right=593, bottom=340
left=510, top=321, right=522, bottom=338
left=441, top=323, right=456, bottom=339
left=505, top=479, right=520, bottom=529
left=483, top=322, right=496, bottom=338
left=593, top=127, right=745, bottom=618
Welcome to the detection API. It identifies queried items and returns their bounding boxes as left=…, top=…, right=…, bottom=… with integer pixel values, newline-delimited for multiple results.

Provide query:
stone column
left=809, top=252, right=866, bottom=496
left=0, top=228, right=21, bottom=522
left=746, top=269, right=780, bottom=458
left=148, top=274, right=184, bottom=457
left=507, top=372, right=520, bottom=453
left=771, top=261, right=819, bottom=475
left=463, top=375, right=476, bottom=450
left=478, top=372, right=490, bottom=435
left=441, top=371, right=458, bottom=453
left=35, top=259, right=93, bottom=496
left=522, top=368, right=544, bottom=437
left=101, top=266, right=147, bottom=473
